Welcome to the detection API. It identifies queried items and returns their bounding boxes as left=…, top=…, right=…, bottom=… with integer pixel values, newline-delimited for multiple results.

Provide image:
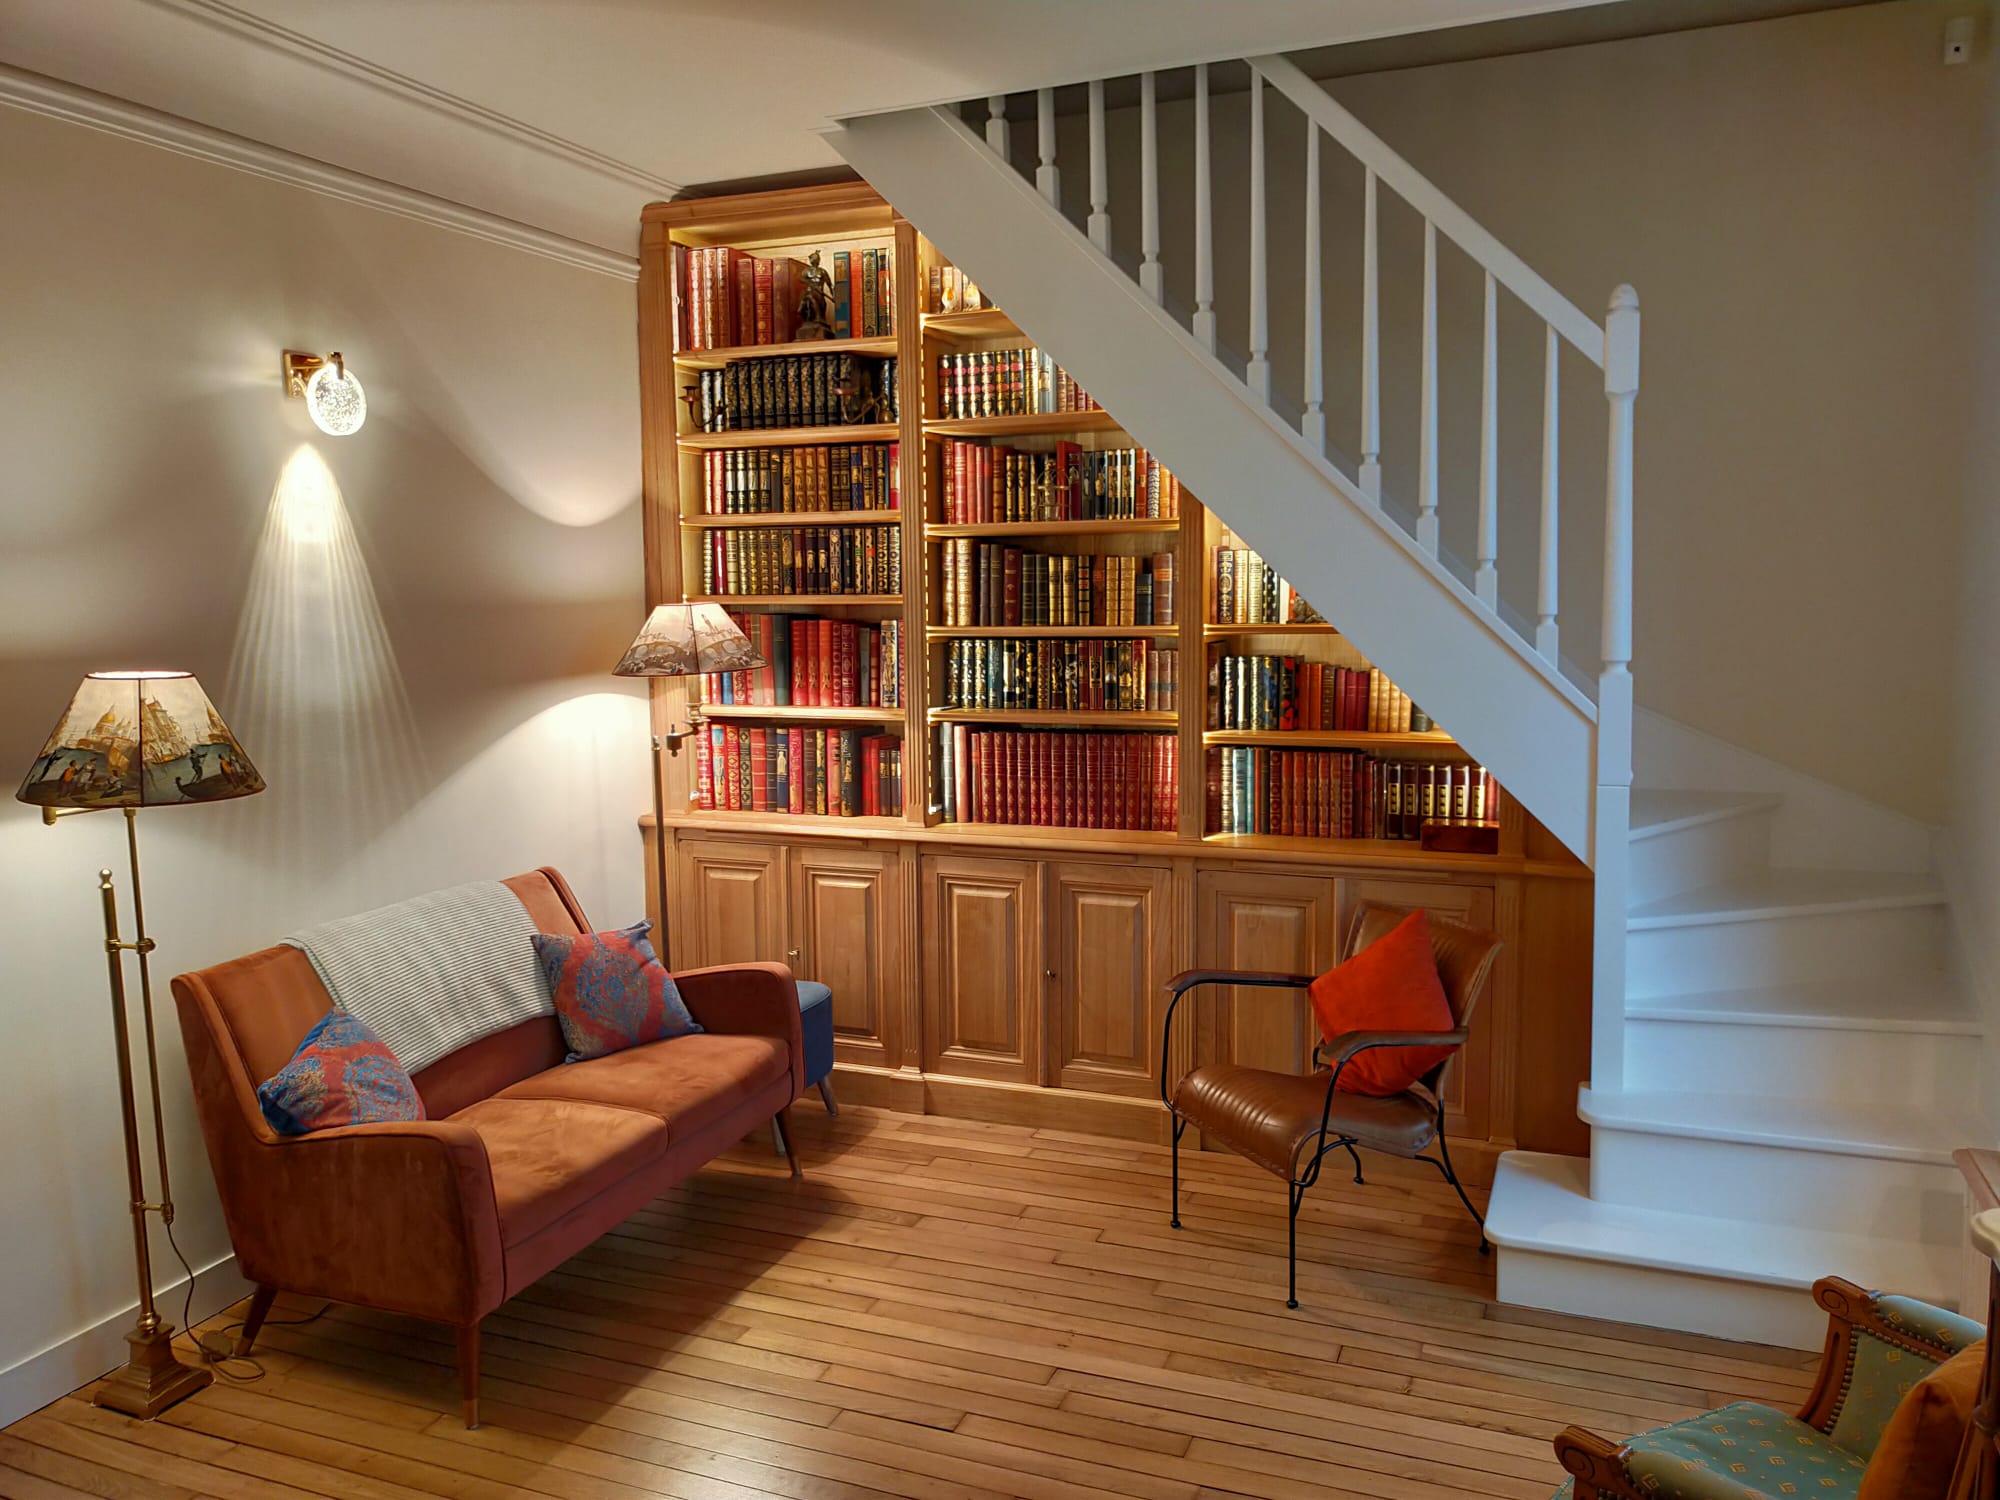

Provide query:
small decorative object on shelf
left=794, top=249, right=835, bottom=341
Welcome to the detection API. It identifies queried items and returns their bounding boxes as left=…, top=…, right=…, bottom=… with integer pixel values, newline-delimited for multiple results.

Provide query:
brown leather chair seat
left=1175, top=1064, right=1439, bottom=1178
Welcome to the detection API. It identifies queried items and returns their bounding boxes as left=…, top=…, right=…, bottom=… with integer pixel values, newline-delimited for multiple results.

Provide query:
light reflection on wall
left=223, top=445, right=426, bottom=899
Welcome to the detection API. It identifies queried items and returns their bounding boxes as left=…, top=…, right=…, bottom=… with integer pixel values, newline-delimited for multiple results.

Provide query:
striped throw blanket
left=283, top=880, right=553, bottom=1074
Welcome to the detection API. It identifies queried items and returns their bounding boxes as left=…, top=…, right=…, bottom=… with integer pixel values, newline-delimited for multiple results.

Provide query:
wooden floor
left=1, top=1106, right=1819, bottom=1500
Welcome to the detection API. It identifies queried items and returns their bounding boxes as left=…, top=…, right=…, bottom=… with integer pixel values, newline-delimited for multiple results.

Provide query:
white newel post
left=1036, top=88, right=1060, bottom=207
left=1592, top=283, right=1641, bottom=1097
left=1087, top=79, right=1111, bottom=254
left=1139, top=72, right=1162, bottom=302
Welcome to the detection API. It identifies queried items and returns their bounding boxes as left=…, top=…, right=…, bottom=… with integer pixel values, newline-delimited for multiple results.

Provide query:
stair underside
left=1488, top=1151, right=1961, bottom=1348
left=1628, top=788, right=1779, bottom=839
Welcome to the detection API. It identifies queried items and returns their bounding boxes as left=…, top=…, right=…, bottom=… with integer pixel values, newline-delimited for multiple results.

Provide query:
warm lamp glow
left=304, top=359, right=367, bottom=436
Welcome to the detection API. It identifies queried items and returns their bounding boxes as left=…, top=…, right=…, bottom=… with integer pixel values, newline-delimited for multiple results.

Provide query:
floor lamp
left=16, top=670, right=265, bottom=1419
left=614, top=603, right=763, bottom=966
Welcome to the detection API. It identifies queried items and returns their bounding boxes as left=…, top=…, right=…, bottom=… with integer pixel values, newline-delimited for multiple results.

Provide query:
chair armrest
left=1318, top=1026, right=1469, bottom=1066
left=1797, top=1277, right=1981, bottom=1433
left=673, top=961, right=805, bottom=1099
left=1166, top=968, right=1315, bottom=997
left=1552, top=1426, right=1642, bottom=1500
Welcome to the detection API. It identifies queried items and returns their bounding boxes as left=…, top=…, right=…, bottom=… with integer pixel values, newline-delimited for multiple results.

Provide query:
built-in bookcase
left=637, top=182, right=1505, bottom=859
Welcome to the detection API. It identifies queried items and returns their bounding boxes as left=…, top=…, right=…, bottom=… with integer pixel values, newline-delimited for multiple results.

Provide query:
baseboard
left=0, top=1252, right=248, bottom=1430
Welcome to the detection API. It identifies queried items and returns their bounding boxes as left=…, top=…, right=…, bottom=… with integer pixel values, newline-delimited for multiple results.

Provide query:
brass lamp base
left=93, top=1322, right=212, bottom=1419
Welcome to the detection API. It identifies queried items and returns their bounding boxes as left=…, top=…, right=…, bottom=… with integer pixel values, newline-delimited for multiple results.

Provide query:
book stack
left=697, top=613, right=902, bottom=710
left=1211, top=659, right=1435, bottom=734
left=934, top=347, right=1099, bottom=420
left=1211, top=546, right=1326, bottom=625
left=939, top=442, right=1182, bottom=523
left=699, top=525, right=902, bottom=596
left=676, top=244, right=893, bottom=350
left=1209, top=749, right=1495, bottom=840
left=943, top=640, right=1178, bottom=713
left=940, top=545, right=1175, bottom=627
left=936, top=728, right=1177, bottom=831
left=693, top=354, right=898, bottom=433
left=700, top=443, right=898, bottom=515
left=696, top=725, right=904, bottom=817
left=926, top=262, right=986, bottom=314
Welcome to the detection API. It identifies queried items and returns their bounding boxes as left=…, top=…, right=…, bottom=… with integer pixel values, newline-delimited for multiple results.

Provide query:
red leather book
left=753, top=259, right=774, bottom=345
left=771, top=258, right=800, bottom=343
left=1002, top=548, right=1022, bottom=627
left=695, top=725, right=715, bottom=810
left=862, top=737, right=879, bottom=817
left=733, top=256, right=755, bottom=349
left=749, top=729, right=769, bottom=812
left=975, top=732, right=992, bottom=823
left=788, top=728, right=805, bottom=815
left=849, top=256, right=866, bottom=339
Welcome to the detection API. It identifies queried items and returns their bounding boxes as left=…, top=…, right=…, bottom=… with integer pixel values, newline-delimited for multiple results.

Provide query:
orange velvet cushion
left=1856, top=1340, right=1983, bottom=1500
left=1307, top=909, right=1456, bottom=1097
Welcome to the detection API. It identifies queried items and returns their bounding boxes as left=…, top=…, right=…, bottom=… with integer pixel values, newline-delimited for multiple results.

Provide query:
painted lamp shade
left=17, top=671, right=264, bottom=811
left=613, top=602, right=765, bottom=679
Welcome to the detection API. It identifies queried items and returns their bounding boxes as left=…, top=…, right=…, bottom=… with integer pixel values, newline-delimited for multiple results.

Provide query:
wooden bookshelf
left=636, top=184, right=1592, bottom=1159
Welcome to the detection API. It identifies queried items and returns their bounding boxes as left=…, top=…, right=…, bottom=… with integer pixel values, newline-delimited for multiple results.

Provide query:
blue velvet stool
left=796, top=980, right=837, bottom=1116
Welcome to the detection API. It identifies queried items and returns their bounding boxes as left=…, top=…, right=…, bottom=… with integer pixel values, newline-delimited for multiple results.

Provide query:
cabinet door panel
left=1048, top=861, right=1172, bottom=1097
left=1194, top=870, right=1337, bottom=1080
left=675, top=837, right=785, bottom=971
left=1336, top=878, right=1497, bottom=1138
left=791, top=844, right=904, bottom=1070
left=922, top=854, right=1040, bottom=1084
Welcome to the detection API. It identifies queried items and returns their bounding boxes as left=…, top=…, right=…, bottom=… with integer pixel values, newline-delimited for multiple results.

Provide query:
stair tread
left=1627, top=975, right=1978, bottom=1033
left=1488, top=1151, right=1960, bottom=1301
left=1628, top=869, right=1946, bottom=928
left=1580, top=1088, right=1981, bottom=1163
left=1628, top=788, right=1780, bottom=839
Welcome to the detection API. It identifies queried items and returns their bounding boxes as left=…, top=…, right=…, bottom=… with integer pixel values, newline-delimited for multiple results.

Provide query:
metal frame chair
left=1158, top=903, right=1503, bottom=1308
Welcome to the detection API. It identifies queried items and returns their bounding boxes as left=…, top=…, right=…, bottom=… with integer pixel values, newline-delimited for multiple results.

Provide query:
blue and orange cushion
left=531, top=920, right=702, bottom=1063
left=257, top=1010, right=425, bottom=1136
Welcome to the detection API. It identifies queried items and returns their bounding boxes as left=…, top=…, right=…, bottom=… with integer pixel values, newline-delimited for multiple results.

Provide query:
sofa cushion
left=1619, top=1402, right=1869, bottom=1498
left=532, top=920, right=702, bottom=1062
left=1857, top=1339, right=1983, bottom=1500
left=495, top=1032, right=789, bottom=1143
left=256, top=1011, right=424, bottom=1136
left=449, top=1097, right=666, bottom=1247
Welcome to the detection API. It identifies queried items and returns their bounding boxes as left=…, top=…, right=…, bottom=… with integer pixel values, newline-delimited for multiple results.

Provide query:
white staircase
left=827, top=55, right=1980, bottom=1350
left=1492, top=786, right=1980, bottom=1348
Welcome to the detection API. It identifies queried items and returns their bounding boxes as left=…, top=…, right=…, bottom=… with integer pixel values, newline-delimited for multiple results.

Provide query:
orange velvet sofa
left=170, top=867, right=803, bottom=1426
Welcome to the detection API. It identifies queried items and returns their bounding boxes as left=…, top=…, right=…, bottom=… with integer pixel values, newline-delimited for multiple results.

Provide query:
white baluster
left=1087, top=79, right=1111, bottom=253
left=1418, top=219, right=1439, bottom=554
left=1036, top=87, right=1060, bottom=207
left=1246, top=72, right=1269, bottom=401
left=1476, top=271, right=1499, bottom=608
left=1360, top=169, right=1381, bottom=501
left=985, top=96, right=1009, bottom=158
left=1301, top=127, right=1324, bottom=451
left=1193, top=63, right=1215, bottom=353
left=1537, top=325, right=1560, bottom=661
left=1601, top=284, right=1641, bottom=689
left=1140, top=72, right=1162, bottom=302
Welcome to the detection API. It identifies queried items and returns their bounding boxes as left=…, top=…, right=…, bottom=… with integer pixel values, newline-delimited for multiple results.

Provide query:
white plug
left=1945, top=15, right=1975, bottom=65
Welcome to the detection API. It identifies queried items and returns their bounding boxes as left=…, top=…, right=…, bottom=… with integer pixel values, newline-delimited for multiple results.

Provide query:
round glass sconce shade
left=304, top=363, right=367, bottom=436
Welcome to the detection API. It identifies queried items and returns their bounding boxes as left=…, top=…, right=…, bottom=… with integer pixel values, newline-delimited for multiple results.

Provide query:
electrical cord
left=162, top=1215, right=329, bottom=1383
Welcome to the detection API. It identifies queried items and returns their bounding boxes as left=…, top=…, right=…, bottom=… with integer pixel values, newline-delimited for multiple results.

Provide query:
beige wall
left=1053, top=0, right=1986, bottom=821
left=0, top=105, right=647, bottom=1416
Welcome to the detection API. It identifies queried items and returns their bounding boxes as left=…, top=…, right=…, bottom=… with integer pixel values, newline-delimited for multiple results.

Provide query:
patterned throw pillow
left=531, top=920, right=702, bottom=1063
left=257, top=1011, right=425, bottom=1136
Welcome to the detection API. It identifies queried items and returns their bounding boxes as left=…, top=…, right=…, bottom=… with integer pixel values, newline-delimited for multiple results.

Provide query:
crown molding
left=0, top=62, right=639, bottom=281
left=143, top=0, right=682, bottom=198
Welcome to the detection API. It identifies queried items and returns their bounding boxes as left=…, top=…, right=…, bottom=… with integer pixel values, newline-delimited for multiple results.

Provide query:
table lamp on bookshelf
left=614, top=602, right=764, bottom=963
left=16, top=670, right=265, bottom=1419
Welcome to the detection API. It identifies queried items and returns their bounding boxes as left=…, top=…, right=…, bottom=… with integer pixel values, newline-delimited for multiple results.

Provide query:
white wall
left=1043, top=0, right=1988, bottom=822
left=0, top=103, right=649, bottom=1421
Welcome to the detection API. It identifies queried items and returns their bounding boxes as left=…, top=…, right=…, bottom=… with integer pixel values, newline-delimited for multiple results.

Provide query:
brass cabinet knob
left=1045, top=969, right=1057, bottom=980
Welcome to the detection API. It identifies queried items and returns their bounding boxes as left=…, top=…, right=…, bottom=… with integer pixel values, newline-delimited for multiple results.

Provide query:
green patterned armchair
left=1552, top=1277, right=1984, bottom=1499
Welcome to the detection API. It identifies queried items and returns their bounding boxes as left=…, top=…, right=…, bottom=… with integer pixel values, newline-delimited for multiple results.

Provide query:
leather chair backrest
left=1342, top=901, right=1503, bottom=1030
left=174, top=868, right=589, bottom=1121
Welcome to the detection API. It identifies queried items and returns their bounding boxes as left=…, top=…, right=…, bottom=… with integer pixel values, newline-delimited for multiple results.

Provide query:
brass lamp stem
left=98, top=868, right=160, bottom=1336
left=124, top=809, right=177, bottom=1225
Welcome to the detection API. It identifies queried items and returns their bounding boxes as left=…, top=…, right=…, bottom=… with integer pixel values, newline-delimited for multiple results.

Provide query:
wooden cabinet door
left=791, top=843, right=904, bottom=1070
left=921, top=854, right=1041, bottom=1084
left=1194, top=869, right=1338, bottom=1080
left=674, top=836, right=785, bottom=971
left=1336, top=877, right=1498, bottom=1139
left=1046, top=860, right=1173, bottom=1098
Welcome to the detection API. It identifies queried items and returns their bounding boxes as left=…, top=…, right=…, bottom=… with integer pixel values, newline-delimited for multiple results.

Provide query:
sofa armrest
left=674, top=961, right=805, bottom=1099
left=1799, top=1277, right=1975, bottom=1439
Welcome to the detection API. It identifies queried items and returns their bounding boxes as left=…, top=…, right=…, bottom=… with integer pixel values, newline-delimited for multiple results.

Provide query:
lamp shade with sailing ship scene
left=613, top=602, right=765, bottom=679
left=17, top=671, right=264, bottom=810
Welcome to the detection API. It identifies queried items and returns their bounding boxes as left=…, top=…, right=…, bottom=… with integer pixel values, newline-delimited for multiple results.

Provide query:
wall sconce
left=282, top=350, right=367, bottom=436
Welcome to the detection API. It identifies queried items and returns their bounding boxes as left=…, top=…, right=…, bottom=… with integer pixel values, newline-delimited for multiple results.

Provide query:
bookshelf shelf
left=684, top=511, right=902, bottom=529
left=1204, top=728, right=1464, bottom=752
left=923, top=411, right=1122, bottom=439
left=678, top=423, right=901, bottom=451
left=674, top=333, right=898, bottom=370
left=668, top=808, right=907, bottom=834
left=1198, top=831, right=1503, bottom=870
left=926, top=520, right=1179, bottom=539
left=922, top=308, right=1021, bottom=343
left=1203, top=622, right=1339, bottom=638
left=927, top=625, right=1178, bottom=640
left=697, top=704, right=904, bottom=724
left=686, top=594, right=904, bottom=609
left=929, top=709, right=1178, bottom=729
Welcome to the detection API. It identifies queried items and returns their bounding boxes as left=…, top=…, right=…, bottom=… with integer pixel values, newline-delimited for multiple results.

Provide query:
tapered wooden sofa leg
left=774, top=1108, right=803, bottom=1179
left=234, top=1285, right=278, bottom=1358
left=457, top=1322, right=481, bottom=1429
